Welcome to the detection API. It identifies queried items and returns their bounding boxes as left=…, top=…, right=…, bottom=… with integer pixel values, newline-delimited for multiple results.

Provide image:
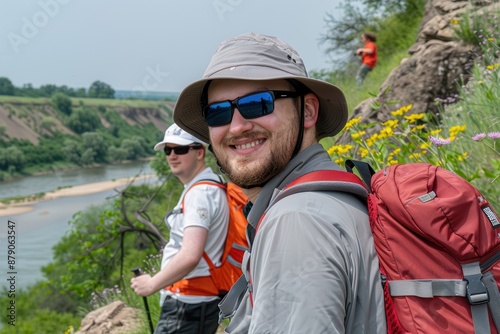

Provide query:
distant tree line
left=0, top=77, right=115, bottom=99
left=0, top=104, right=161, bottom=179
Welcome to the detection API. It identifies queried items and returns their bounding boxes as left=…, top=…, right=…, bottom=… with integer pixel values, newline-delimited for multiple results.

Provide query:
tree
left=67, top=108, right=101, bottom=134
left=321, top=0, right=426, bottom=66
left=120, top=136, right=147, bottom=160
left=82, top=132, right=108, bottom=163
left=0, top=77, right=15, bottom=96
left=40, top=84, right=58, bottom=97
left=62, top=139, right=82, bottom=165
left=88, top=81, right=115, bottom=99
left=0, top=146, right=26, bottom=171
left=51, top=93, right=73, bottom=115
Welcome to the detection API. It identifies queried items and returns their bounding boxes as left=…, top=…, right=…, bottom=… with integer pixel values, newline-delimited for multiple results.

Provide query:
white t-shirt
left=160, top=167, right=229, bottom=304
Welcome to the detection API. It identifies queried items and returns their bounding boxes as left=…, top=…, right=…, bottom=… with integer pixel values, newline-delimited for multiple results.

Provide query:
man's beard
left=213, top=127, right=298, bottom=189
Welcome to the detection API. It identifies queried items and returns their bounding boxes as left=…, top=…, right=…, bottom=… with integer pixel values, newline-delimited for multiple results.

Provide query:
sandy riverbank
left=0, top=174, right=155, bottom=217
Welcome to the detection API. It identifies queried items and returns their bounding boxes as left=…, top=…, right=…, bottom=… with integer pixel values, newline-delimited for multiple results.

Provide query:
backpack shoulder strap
left=182, top=178, right=227, bottom=270
left=269, top=169, right=369, bottom=209
left=181, top=178, right=226, bottom=210
left=345, top=159, right=376, bottom=192
left=219, top=168, right=371, bottom=321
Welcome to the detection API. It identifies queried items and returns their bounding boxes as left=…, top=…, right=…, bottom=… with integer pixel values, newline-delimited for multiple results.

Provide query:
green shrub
left=51, top=93, right=73, bottom=115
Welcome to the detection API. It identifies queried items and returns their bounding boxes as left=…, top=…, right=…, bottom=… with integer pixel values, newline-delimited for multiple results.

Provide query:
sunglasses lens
left=238, top=91, right=274, bottom=118
left=203, top=91, right=277, bottom=127
left=204, top=102, right=233, bottom=127
left=164, top=146, right=191, bottom=156
left=175, top=146, right=190, bottom=154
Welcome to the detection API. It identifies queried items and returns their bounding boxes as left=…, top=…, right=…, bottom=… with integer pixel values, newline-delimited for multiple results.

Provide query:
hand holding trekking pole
left=131, top=267, right=155, bottom=334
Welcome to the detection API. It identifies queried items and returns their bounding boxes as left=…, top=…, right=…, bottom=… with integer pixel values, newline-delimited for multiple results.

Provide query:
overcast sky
left=1, top=0, right=344, bottom=94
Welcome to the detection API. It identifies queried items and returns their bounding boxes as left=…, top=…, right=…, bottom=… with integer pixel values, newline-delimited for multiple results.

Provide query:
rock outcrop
left=341, top=0, right=499, bottom=143
left=74, top=301, right=142, bottom=334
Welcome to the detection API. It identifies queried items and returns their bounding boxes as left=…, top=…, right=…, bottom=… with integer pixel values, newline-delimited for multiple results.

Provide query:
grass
left=0, top=95, right=171, bottom=109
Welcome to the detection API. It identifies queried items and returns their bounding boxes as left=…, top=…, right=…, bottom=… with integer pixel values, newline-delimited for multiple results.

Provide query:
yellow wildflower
left=351, top=131, right=366, bottom=140
left=411, top=125, right=426, bottom=132
left=382, top=119, right=398, bottom=128
left=344, top=116, right=362, bottom=130
left=327, top=146, right=339, bottom=155
left=391, top=108, right=404, bottom=117
left=379, top=127, right=394, bottom=138
left=409, top=153, right=422, bottom=159
left=449, top=125, right=466, bottom=136
left=402, top=104, right=413, bottom=113
left=404, top=113, right=425, bottom=123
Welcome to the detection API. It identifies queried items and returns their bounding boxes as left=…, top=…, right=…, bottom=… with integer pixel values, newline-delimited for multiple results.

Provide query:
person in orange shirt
left=355, top=32, right=377, bottom=89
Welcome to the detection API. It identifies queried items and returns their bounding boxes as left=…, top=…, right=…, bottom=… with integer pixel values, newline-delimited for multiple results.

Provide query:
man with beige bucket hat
left=174, top=32, right=386, bottom=333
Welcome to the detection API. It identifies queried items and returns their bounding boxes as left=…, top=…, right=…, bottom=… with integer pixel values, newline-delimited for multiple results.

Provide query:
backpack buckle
left=465, top=273, right=489, bottom=305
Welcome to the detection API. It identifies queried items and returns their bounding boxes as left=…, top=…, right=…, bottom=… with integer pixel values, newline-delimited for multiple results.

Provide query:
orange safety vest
left=165, top=253, right=220, bottom=296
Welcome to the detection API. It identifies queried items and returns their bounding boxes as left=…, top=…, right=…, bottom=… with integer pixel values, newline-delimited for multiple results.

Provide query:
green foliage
left=321, top=0, right=425, bottom=64
left=41, top=181, right=175, bottom=307
left=0, top=308, right=80, bottom=334
left=0, top=77, right=15, bottom=96
left=51, top=93, right=73, bottom=115
left=43, top=205, right=119, bottom=302
left=450, top=11, right=499, bottom=46
left=62, top=139, right=82, bottom=165
left=439, top=33, right=500, bottom=201
left=82, top=132, right=108, bottom=163
left=12, top=83, right=87, bottom=98
left=66, top=107, right=101, bottom=134
left=88, top=80, right=115, bottom=99
left=326, top=25, right=500, bottom=201
left=150, top=151, right=170, bottom=177
left=0, top=285, right=81, bottom=333
left=4, top=134, right=67, bottom=169
left=0, top=146, right=26, bottom=171
left=40, top=116, right=57, bottom=133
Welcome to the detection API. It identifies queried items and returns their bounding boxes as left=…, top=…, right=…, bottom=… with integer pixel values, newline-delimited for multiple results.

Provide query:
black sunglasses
left=164, top=145, right=203, bottom=156
left=202, top=90, right=300, bottom=127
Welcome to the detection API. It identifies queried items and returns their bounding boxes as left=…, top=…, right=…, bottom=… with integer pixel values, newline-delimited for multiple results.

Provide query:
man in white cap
left=131, top=123, right=229, bottom=334
left=173, top=33, right=386, bottom=333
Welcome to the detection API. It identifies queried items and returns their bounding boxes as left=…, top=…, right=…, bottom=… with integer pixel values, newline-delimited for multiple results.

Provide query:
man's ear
left=303, top=93, right=319, bottom=129
left=197, top=146, right=206, bottom=160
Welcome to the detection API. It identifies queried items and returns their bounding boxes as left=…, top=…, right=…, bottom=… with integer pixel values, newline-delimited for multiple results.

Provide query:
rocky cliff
left=341, top=0, right=499, bottom=143
left=0, top=98, right=175, bottom=145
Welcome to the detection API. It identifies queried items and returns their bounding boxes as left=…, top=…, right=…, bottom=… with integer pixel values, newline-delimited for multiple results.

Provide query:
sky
left=1, top=0, right=344, bottom=94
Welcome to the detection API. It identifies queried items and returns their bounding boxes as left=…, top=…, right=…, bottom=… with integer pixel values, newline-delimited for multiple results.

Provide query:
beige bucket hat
left=173, top=32, right=348, bottom=144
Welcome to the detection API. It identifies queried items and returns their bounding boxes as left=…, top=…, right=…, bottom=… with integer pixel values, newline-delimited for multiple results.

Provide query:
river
left=0, top=160, right=158, bottom=289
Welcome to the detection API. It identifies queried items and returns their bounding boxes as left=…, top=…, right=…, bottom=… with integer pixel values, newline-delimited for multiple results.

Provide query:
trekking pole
left=131, top=267, right=154, bottom=334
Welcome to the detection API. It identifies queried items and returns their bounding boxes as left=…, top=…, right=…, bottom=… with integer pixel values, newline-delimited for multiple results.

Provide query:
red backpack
left=278, top=161, right=500, bottom=333
left=168, top=180, right=249, bottom=297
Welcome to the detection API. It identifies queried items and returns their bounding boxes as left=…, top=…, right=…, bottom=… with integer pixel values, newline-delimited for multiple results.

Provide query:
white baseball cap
left=153, top=123, right=206, bottom=151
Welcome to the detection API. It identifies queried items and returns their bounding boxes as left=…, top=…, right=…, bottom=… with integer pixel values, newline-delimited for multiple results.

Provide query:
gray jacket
left=225, top=144, right=386, bottom=333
